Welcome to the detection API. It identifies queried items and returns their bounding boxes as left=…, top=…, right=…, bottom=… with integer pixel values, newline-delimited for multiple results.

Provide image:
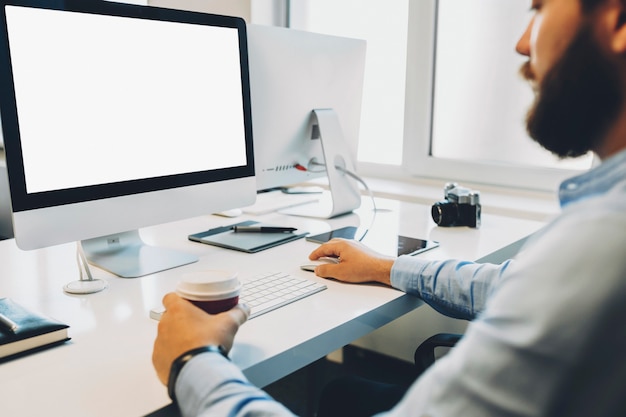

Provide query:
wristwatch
left=168, top=345, right=229, bottom=402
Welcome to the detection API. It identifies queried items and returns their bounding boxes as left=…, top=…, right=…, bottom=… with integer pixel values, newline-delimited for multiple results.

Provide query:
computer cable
left=293, top=160, right=378, bottom=242
left=62, top=243, right=108, bottom=294
left=76, top=242, right=94, bottom=282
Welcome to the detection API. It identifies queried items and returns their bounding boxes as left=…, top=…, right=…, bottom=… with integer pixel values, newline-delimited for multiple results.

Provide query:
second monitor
left=247, top=25, right=367, bottom=218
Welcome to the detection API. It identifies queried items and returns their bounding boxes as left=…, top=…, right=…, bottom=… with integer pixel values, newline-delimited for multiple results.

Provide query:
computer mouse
left=300, top=256, right=340, bottom=272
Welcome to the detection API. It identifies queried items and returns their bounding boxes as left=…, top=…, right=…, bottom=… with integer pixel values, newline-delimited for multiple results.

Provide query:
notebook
left=188, top=220, right=308, bottom=253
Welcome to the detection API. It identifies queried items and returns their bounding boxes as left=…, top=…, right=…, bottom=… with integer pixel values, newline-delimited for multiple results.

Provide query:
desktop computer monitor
left=0, top=0, right=256, bottom=284
left=246, top=25, right=366, bottom=218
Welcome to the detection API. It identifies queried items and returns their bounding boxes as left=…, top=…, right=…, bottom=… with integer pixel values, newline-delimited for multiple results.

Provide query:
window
left=290, top=0, right=594, bottom=191
left=289, top=0, right=409, bottom=166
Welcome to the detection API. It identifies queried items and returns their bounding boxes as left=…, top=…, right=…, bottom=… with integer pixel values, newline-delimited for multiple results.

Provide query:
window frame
left=400, top=0, right=594, bottom=192
left=284, top=0, right=594, bottom=192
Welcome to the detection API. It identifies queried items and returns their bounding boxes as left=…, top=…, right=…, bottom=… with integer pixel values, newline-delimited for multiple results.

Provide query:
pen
left=0, top=312, right=18, bottom=333
left=233, top=226, right=297, bottom=233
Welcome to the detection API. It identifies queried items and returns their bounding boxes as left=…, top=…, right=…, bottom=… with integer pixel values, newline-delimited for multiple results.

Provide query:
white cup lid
left=176, top=270, right=241, bottom=301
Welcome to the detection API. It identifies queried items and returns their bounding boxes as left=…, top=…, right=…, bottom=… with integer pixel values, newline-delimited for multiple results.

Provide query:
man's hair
left=581, top=0, right=603, bottom=11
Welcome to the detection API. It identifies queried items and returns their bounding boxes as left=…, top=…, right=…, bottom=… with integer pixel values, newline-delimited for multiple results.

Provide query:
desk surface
left=0, top=196, right=545, bottom=417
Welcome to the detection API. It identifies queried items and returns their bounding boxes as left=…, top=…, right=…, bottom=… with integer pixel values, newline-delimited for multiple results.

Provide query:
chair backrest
left=413, top=333, right=462, bottom=375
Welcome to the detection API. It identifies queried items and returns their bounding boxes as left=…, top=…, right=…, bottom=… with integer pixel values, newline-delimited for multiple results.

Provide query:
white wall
left=148, top=0, right=251, bottom=21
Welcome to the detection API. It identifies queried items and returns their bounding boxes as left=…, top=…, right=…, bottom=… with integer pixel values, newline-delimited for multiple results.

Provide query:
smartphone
left=397, top=235, right=439, bottom=256
left=307, top=227, right=439, bottom=256
left=306, top=226, right=359, bottom=243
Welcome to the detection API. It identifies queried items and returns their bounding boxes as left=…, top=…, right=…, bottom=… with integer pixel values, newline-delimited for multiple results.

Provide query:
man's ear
left=610, top=0, right=626, bottom=53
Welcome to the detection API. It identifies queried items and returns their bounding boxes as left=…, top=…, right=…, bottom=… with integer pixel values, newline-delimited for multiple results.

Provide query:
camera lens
left=431, top=202, right=459, bottom=226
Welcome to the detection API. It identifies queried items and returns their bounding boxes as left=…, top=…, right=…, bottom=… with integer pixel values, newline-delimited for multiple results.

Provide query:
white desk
left=0, top=197, right=545, bottom=416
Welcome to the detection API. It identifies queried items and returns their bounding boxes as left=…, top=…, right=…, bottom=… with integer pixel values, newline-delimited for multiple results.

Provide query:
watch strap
left=168, top=345, right=228, bottom=402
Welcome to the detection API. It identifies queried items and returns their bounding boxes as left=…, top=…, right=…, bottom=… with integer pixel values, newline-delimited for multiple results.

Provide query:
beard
left=522, top=24, right=623, bottom=158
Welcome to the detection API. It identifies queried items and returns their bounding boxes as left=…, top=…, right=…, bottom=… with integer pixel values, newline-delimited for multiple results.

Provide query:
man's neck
left=596, top=107, right=626, bottom=160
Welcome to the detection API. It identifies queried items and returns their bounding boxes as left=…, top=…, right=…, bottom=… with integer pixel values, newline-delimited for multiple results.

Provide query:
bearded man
left=153, top=1, right=626, bottom=416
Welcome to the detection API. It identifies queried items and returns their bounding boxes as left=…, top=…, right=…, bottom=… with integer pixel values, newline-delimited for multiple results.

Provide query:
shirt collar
left=559, top=148, right=626, bottom=208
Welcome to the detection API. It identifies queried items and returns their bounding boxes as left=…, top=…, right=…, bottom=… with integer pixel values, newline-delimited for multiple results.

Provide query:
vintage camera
left=431, top=183, right=481, bottom=228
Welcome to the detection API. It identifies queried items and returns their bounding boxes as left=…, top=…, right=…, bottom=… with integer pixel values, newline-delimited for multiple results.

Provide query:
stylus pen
left=233, top=226, right=297, bottom=233
left=0, top=312, right=18, bottom=333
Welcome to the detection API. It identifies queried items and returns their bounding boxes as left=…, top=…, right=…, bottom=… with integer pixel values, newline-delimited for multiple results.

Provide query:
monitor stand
left=81, top=230, right=198, bottom=278
left=280, top=108, right=361, bottom=219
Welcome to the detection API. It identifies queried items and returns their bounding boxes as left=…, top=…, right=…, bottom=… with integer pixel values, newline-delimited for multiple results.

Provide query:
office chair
left=413, top=332, right=462, bottom=375
left=317, top=335, right=463, bottom=417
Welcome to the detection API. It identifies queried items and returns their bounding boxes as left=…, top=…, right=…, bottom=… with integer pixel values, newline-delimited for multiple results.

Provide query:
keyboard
left=149, top=271, right=326, bottom=321
left=241, top=271, right=327, bottom=319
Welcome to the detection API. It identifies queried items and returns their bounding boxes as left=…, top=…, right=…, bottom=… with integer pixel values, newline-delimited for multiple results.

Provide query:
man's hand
left=308, top=238, right=395, bottom=286
left=152, top=293, right=249, bottom=385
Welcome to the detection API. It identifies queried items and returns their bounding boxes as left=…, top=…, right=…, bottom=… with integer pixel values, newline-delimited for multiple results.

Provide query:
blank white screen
left=6, top=6, right=247, bottom=194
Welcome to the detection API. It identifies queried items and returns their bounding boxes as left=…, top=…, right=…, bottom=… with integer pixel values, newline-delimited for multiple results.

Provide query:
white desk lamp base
left=63, top=242, right=108, bottom=294
left=64, top=279, right=108, bottom=294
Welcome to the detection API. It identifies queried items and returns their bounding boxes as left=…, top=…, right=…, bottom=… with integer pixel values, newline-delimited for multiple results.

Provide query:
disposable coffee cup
left=176, top=270, right=241, bottom=315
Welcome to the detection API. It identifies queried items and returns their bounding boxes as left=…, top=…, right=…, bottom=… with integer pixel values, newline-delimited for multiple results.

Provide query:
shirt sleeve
left=175, top=352, right=296, bottom=417
left=390, top=255, right=513, bottom=320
